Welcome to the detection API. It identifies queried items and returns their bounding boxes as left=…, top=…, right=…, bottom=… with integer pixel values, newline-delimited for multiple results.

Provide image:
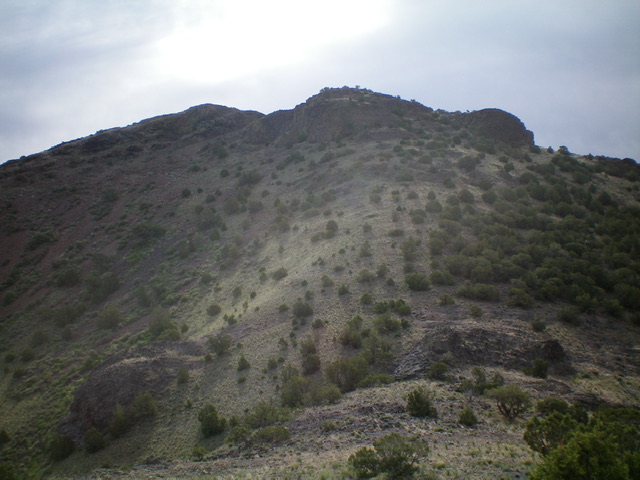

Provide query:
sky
left=1, top=0, right=639, bottom=164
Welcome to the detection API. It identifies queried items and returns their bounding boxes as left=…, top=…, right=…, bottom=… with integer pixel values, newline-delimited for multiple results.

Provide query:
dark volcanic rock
left=58, top=341, right=205, bottom=443
left=462, top=108, right=534, bottom=146
left=394, top=325, right=573, bottom=379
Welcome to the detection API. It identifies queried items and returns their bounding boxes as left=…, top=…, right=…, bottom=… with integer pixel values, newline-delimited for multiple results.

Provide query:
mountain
left=0, top=87, right=639, bottom=479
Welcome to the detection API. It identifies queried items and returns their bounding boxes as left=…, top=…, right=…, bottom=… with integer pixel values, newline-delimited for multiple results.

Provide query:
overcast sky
left=1, top=0, right=638, bottom=164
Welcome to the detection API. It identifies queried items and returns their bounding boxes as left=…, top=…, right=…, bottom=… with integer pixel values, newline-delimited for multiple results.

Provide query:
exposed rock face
left=394, top=325, right=573, bottom=379
left=58, top=341, right=205, bottom=443
left=462, top=108, right=534, bottom=147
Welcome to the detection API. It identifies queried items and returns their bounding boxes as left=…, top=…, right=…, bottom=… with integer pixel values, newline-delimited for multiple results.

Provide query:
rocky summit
left=0, top=87, right=639, bottom=479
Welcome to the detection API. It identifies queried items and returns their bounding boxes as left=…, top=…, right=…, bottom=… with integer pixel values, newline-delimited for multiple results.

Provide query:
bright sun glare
left=154, top=0, right=390, bottom=84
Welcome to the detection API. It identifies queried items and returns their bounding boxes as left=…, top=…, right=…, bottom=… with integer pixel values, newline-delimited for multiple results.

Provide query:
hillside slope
left=0, top=87, right=639, bottom=479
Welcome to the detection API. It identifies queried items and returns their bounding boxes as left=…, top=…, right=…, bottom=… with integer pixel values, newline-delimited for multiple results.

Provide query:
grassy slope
left=0, top=90, right=638, bottom=478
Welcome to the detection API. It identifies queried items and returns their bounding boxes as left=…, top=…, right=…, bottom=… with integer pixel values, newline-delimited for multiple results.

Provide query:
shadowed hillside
left=0, top=87, right=639, bottom=479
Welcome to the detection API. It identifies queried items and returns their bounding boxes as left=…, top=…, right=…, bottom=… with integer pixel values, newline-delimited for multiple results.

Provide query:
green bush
left=97, top=304, right=123, bottom=330
left=458, top=407, right=478, bottom=427
left=325, top=355, right=369, bottom=393
left=207, top=304, right=222, bottom=316
left=237, top=355, right=251, bottom=371
left=207, top=333, right=233, bottom=355
left=525, top=358, right=548, bottom=379
left=426, top=362, right=448, bottom=381
left=244, top=402, right=290, bottom=429
left=488, top=385, right=531, bottom=421
left=281, top=375, right=311, bottom=407
left=49, top=434, right=75, bottom=461
left=530, top=429, right=632, bottom=480
left=54, top=267, right=81, bottom=288
left=198, top=404, right=226, bottom=437
left=252, top=425, right=290, bottom=444
left=524, top=411, right=579, bottom=457
left=292, top=300, right=313, bottom=318
left=405, top=273, right=431, bottom=291
left=84, top=428, right=106, bottom=453
left=177, top=367, right=190, bottom=385
left=109, top=404, right=132, bottom=438
left=130, top=391, right=158, bottom=419
left=357, top=373, right=394, bottom=389
left=439, top=294, right=455, bottom=306
left=271, top=267, right=288, bottom=280
left=148, top=307, right=179, bottom=340
left=27, top=230, right=56, bottom=251
left=373, top=312, right=401, bottom=334
left=430, top=270, right=455, bottom=285
left=302, top=382, right=342, bottom=406
left=349, top=432, right=428, bottom=479
left=456, top=283, right=500, bottom=302
left=85, top=272, right=120, bottom=304
left=536, top=398, right=569, bottom=417
left=406, top=388, right=437, bottom=418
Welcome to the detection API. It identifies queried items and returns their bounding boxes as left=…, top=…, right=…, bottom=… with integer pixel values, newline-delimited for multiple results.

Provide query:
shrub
left=27, top=230, right=56, bottom=251
left=292, top=300, right=313, bottom=318
left=207, top=304, right=222, bottom=316
left=131, top=222, right=166, bottom=247
left=360, top=293, right=373, bottom=305
left=373, top=312, right=401, bottom=334
left=244, top=402, right=289, bottom=429
left=406, top=388, right=437, bottom=418
left=271, top=267, right=288, bottom=281
left=302, top=354, right=321, bottom=375
left=456, top=283, right=500, bottom=302
left=338, top=284, right=350, bottom=295
left=97, top=304, right=123, bottom=330
left=130, top=391, right=158, bottom=419
left=30, top=329, right=48, bottom=347
left=439, top=294, right=455, bottom=306
left=325, top=355, right=369, bottom=393
left=281, top=375, right=311, bottom=407
left=531, top=319, right=547, bottom=332
left=356, top=269, right=375, bottom=283
left=85, top=272, right=120, bottom=304
left=488, top=385, right=531, bottom=421
left=536, top=398, right=569, bottom=417
left=325, top=220, right=338, bottom=238
left=148, top=307, right=179, bottom=340
left=357, top=373, right=394, bottom=389
left=252, top=426, right=290, bottom=444
left=525, top=358, right=549, bottom=379
left=207, top=333, right=233, bottom=355
left=458, top=407, right=478, bottom=427
left=54, top=267, right=81, bottom=288
left=524, top=411, right=579, bottom=457
left=302, top=382, right=342, bottom=406
left=349, top=432, right=428, bottom=479
left=237, top=355, right=251, bottom=371
left=321, top=275, right=334, bottom=288
left=198, top=404, right=226, bottom=437
left=530, top=429, right=631, bottom=480
left=49, top=435, right=75, bottom=461
left=405, top=273, right=431, bottom=291
left=557, top=306, right=580, bottom=325
left=426, top=362, right=448, bottom=381
left=84, top=428, right=106, bottom=453
left=430, top=270, right=455, bottom=285
left=109, top=404, right=132, bottom=438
